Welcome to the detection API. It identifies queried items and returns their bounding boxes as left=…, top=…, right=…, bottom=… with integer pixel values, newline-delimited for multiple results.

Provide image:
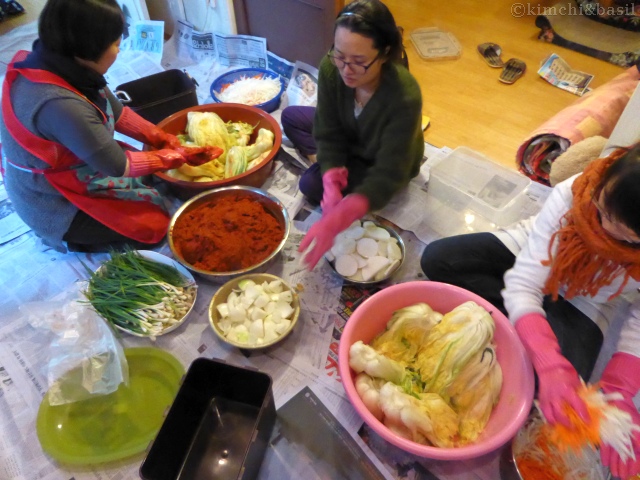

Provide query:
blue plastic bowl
left=210, top=67, right=284, bottom=113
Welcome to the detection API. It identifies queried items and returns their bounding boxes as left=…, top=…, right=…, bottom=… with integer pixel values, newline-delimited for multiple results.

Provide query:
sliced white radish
left=360, top=256, right=391, bottom=281
left=378, top=258, right=401, bottom=280
left=344, top=226, right=365, bottom=240
left=387, top=241, right=402, bottom=261
left=335, top=254, right=358, bottom=277
left=350, top=269, right=364, bottom=281
left=331, top=237, right=356, bottom=257
left=353, top=254, right=368, bottom=268
left=364, top=226, right=391, bottom=240
left=377, top=239, right=388, bottom=257
left=362, top=221, right=376, bottom=229
left=356, top=238, right=379, bottom=258
left=325, top=250, right=336, bottom=262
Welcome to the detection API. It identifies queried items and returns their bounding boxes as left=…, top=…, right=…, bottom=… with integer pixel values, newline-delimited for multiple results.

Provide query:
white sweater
left=493, top=174, right=640, bottom=357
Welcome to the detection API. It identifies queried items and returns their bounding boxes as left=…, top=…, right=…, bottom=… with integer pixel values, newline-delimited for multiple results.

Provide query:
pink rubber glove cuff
left=321, top=167, right=348, bottom=214
left=299, top=193, right=369, bottom=270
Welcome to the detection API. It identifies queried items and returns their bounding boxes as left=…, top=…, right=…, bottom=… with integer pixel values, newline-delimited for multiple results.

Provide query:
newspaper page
left=286, top=61, right=319, bottom=107
left=214, top=32, right=268, bottom=68
left=537, top=53, right=594, bottom=97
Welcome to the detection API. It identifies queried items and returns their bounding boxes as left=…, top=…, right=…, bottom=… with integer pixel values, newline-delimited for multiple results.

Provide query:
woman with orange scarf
left=421, top=144, right=640, bottom=479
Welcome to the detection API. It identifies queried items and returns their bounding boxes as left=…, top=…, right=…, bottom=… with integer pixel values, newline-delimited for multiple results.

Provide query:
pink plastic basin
left=338, top=280, right=534, bottom=461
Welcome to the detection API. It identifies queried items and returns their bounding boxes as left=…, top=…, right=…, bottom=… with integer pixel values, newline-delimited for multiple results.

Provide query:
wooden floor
left=1, top=0, right=626, bottom=170
left=384, top=0, right=624, bottom=169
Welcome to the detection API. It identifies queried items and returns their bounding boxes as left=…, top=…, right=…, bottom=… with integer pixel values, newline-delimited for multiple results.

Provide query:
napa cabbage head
left=186, top=111, right=230, bottom=161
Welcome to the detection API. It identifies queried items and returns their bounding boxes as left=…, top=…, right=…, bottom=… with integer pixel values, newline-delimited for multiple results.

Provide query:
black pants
left=420, top=232, right=604, bottom=381
left=62, top=210, right=163, bottom=253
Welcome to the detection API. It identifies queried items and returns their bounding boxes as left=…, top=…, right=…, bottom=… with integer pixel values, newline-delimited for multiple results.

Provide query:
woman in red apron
left=0, top=0, right=217, bottom=253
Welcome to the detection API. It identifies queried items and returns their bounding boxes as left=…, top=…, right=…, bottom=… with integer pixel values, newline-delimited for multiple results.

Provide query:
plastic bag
left=20, top=298, right=128, bottom=406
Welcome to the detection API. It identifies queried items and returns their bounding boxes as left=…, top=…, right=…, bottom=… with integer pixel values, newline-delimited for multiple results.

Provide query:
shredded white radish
left=215, top=75, right=281, bottom=106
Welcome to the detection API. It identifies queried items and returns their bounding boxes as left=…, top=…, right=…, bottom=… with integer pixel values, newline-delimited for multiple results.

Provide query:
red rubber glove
left=125, top=149, right=186, bottom=177
left=115, top=107, right=181, bottom=149
left=599, top=352, right=640, bottom=480
left=175, top=145, right=224, bottom=166
left=298, top=193, right=369, bottom=270
left=321, top=167, right=348, bottom=214
left=515, top=312, right=589, bottom=427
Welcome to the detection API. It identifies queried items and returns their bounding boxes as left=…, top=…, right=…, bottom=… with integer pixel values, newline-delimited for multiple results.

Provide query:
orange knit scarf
left=543, top=149, right=640, bottom=300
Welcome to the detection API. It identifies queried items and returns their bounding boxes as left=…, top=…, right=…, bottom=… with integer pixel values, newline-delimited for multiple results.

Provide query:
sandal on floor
left=477, top=42, right=505, bottom=68
left=499, top=58, right=526, bottom=84
left=0, top=0, right=25, bottom=15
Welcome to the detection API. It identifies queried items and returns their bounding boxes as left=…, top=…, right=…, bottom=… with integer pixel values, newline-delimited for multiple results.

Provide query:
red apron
left=1, top=51, right=169, bottom=244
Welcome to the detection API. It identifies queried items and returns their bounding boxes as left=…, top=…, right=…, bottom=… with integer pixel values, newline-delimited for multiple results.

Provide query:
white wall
left=146, top=0, right=237, bottom=37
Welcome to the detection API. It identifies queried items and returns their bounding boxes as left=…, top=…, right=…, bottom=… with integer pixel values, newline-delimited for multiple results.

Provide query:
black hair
left=596, top=143, right=640, bottom=237
left=335, top=0, right=404, bottom=64
left=39, top=0, right=124, bottom=61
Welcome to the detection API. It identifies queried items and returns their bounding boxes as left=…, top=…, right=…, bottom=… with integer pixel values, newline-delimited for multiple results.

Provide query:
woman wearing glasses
left=421, top=144, right=640, bottom=479
left=283, top=0, right=424, bottom=269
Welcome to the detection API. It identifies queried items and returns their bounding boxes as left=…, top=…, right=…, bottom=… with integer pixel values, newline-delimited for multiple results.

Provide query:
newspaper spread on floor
left=537, top=53, right=594, bottom=97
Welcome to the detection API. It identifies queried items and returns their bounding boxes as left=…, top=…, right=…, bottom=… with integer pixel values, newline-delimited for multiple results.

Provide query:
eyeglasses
left=592, top=193, right=640, bottom=246
left=327, top=50, right=380, bottom=75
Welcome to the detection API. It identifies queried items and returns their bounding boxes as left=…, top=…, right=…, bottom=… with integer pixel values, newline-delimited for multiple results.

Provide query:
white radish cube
left=268, top=280, right=283, bottom=293
left=325, top=250, right=335, bottom=262
left=274, top=301, right=294, bottom=320
left=249, top=319, right=265, bottom=339
left=360, top=256, right=391, bottom=281
left=250, top=307, right=267, bottom=321
left=254, top=292, right=270, bottom=308
left=362, top=221, right=376, bottom=229
left=335, top=254, right=358, bottom=277
left=275, top=319, right=292, bottom=335
left=356, top=238, right=378, bottom=258
left=216, top=303, right=230, bottom=318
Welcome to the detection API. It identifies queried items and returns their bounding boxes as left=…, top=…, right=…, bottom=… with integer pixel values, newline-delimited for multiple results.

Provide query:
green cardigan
left=313, top=56, right=424, bottom=211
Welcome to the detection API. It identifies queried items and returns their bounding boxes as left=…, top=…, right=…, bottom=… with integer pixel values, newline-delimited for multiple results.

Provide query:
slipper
left=477, top=42, right=505, bottom=68
left=499, top=58, right=526, bottom=84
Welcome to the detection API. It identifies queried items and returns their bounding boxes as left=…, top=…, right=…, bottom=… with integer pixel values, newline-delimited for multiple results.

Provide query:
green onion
left=81, top=248, right=196, bottom=337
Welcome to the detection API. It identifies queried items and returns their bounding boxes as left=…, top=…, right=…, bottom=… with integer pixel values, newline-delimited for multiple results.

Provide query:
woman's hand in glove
left=175, top=145, right=224, bottom=166
left=600, top=352, right=640, bottom=480
left=298, top=194, right=369, bottom=269
left=321, top=167, right=348, bottom=214
left=514, top=312, right=589, bottom=427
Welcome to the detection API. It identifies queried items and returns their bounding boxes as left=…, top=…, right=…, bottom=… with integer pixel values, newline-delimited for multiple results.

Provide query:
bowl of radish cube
left=209, top=273, right=300, bottom=349
left=325, top=220, right=405, bottom=284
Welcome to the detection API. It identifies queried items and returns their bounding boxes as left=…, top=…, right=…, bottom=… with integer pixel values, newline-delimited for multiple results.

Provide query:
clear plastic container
left=410, top=27, right=462, bottom=61
left=428, top=147, right=531, bottom=227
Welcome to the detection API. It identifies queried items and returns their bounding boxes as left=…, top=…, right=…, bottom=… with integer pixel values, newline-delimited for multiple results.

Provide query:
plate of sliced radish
left=209, top=273, right=300, bottom=349
left=325, top=220, right=405, bottom=284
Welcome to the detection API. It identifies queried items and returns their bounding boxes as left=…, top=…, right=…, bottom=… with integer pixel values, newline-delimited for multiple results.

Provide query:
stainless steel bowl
left=499, top=441, right=523, bottom=480
left=326, top=220, right=406, bottom=285
left=168, top=186, right=290, bottom=283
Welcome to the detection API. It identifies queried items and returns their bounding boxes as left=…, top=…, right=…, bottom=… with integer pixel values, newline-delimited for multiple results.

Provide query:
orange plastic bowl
left=338, top=281, right=534, bottom=460
left=154, top=103, right=282, bottom=200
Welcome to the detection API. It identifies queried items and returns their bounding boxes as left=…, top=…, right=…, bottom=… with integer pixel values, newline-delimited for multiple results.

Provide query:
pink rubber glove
left=321, top=167, right=348, bottom=214
left=298, top=193, right=369, bottom=269
left=125, top=149, right=186, bottom=177
left=115, top=107, right=181, bottom=149
left=515, top=312, right=589, bottom=427
left=600, top=352, right=640, bottom=480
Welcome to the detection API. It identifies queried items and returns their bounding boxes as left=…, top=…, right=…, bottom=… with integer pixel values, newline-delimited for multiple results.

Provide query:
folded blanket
left=516, top=66, right=640, bottom=185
